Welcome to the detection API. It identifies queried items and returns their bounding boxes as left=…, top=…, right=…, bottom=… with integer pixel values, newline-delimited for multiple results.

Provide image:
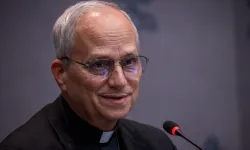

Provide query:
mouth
left=100, top=94, right=128, bottom=100
left=99, top=93, right=131, bottom=104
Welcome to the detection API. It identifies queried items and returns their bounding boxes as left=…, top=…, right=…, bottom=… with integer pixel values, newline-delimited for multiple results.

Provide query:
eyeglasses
left=60, top=55, right=149, bottom=80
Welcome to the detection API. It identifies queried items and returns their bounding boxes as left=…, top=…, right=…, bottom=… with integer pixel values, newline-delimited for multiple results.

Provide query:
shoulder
left=119, top=119, right=176, bottom=149
left=0, top=102, right=61, bottom=150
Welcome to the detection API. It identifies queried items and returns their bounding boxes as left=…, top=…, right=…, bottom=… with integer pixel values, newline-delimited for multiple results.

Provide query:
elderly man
left=0, top=1, right=176, bottom=150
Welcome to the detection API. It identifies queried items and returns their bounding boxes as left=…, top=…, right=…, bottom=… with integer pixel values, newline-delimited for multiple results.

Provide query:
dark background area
left=0, top=0, right=249, bottom=150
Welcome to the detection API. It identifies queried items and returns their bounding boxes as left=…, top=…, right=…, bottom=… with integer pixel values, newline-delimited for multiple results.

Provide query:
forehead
left=88, top=45, right=138, bottom=60
left=72, top=7, right=138, bottom=60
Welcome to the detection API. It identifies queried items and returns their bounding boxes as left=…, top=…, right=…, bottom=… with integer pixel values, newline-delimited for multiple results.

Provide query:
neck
left=62, top=93, right=117, bottom=131
left=88, top=117, right=117, bottom=131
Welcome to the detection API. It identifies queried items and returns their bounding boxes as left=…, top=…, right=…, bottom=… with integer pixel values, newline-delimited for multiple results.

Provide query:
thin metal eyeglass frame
left=60, top=55, right=149, bottom=74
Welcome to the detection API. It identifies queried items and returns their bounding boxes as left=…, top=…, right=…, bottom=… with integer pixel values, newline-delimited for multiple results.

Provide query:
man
left=0, top=1, right=176, bottom=150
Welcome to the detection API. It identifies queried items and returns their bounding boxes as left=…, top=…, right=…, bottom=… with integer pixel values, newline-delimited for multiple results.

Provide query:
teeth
left=106, top=96, right=122, bottom=99
left=102, top=95, right=125, bottom=99
left=112, top=97, right=121, bottom=99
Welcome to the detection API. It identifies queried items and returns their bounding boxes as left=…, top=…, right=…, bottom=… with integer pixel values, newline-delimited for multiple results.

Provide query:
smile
left=101, top=94, right=128, bottom=100
left=99, top=93, right=131, bottom=104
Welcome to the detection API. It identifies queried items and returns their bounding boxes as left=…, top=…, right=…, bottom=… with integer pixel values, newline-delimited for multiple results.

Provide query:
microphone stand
left=176, top=130, right=204, bottom=150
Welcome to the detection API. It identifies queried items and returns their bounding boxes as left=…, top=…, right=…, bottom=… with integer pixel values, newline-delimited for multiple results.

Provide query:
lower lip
left=99, top=95, right=130, bottom=105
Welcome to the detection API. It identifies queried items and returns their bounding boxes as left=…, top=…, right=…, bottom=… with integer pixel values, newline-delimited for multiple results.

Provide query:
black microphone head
left=163, top=121, right=180, bottom=136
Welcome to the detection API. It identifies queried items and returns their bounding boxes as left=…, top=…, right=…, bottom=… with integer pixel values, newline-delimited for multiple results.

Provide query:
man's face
left=62, top=9, right=141, bottom=122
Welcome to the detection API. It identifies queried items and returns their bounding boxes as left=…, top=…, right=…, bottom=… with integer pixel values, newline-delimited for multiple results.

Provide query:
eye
left=89, top=59, right=111, bottom=69
left=93, top=61, right=105, bottom=68
left=88, top=59, right=112, bottom=76
left=122, top=57, right=139, bottom=67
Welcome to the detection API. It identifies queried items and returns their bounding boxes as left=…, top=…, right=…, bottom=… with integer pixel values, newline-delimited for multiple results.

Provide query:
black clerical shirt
left=0, top=94, right=177, bottom=150
left=60, top=97, right=120, bottom=150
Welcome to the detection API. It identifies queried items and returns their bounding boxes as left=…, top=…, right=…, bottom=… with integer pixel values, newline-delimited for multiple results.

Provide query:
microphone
left=163, top=121, right=204, bottom=150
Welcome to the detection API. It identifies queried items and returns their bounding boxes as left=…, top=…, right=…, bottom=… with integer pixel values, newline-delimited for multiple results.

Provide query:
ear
left=51, top=59, right=67, bottom=91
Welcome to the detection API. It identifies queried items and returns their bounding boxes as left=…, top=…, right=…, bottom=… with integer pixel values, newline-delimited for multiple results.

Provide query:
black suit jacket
left=0, top=95, right=176, bottom=150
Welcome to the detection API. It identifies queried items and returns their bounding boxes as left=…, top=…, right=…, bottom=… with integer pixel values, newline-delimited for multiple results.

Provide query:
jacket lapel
left=45, top=95, right=73, bottom=150
left=45, top=95, right=104, bottom=150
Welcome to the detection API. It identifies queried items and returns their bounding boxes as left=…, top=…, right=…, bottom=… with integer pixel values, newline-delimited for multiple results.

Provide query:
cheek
left=66, top=70, right=104, bottom=98
left=128, top=77, right=140, bottom=99
left=130, top=76, right=141, bottom=89
left=82, top=74, right=108, bottom=92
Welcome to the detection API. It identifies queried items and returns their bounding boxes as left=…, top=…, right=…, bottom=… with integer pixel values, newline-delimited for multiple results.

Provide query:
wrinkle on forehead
left=90, top=46, right=138, bottom=58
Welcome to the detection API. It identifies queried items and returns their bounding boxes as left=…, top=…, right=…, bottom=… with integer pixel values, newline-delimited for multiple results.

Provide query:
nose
left=107, top=64, right=127, bottom=89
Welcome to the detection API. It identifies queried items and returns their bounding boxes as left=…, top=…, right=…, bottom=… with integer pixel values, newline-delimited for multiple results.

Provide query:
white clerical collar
left=99, top=130, right=114, bottom=143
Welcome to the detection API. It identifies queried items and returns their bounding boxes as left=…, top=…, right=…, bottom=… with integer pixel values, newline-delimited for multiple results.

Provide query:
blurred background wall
left=0, top=0, right=249, bottom=150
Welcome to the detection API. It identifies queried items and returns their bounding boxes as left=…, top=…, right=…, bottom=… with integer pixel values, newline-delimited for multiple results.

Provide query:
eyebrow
left=85, top=51, right=138, bottom=61
left=121, top=52, right=139, bottom=59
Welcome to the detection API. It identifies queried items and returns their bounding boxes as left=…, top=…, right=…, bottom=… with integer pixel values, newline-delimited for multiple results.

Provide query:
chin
left=101, top=108, right=131, bottom=121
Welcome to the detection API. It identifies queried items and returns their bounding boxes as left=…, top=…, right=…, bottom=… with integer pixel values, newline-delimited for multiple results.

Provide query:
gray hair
left=52, top=0, right=139, bottom=59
